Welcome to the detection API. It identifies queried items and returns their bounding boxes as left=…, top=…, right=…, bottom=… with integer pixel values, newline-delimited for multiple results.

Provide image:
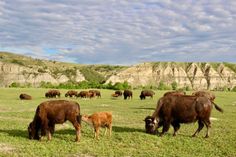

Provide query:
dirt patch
left=0, top=143, right=15, bottom=154
left=210, top=117, right=218, bottom=121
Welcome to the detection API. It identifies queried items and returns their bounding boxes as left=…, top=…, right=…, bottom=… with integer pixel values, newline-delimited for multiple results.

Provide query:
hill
left=0, top=51, right=236, bottom=90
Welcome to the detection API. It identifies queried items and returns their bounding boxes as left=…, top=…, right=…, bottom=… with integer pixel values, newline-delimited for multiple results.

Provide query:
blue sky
left=0, top=0, right=236, bottom=65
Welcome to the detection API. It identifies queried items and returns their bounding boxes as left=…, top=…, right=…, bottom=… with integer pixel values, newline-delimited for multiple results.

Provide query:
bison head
left=28, top=122, right=40, bottom=140
left=144, top=116, right=157, bottom=134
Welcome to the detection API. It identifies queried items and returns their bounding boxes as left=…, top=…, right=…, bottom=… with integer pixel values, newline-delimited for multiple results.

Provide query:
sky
left=0, top=0, right=236, bottom=65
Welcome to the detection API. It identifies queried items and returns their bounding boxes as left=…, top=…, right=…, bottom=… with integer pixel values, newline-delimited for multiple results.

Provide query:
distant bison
left=123, top=90, right=133, bottom=100
left=140, top=90, right=155, bottom=100
left=77, top=91, right=95, bottom=98
left=111, top=93, right=119, bottom=98
left=115, top=90, right=122, bottom=96
left=28, top=100, right=81, bottom=142
left=19, top=93, right=32, bottom=100
left=65, top=90, right=78, bottom=98
left=45, top=90, right=61, bottom=98
left=89, top=90, right=101, bottom=98
left=192, top=90, right=215, bottom=101
left=145, top=95, right=223, bottom=138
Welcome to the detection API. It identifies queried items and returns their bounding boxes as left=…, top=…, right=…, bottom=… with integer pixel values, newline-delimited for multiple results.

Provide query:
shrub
left=11, top=59, right=24, bottom=66
left=9, top=82, right=21, bottom=88
left=171, top=81, right=178, bottom=90
left=158, top=81, right=171, bottom=90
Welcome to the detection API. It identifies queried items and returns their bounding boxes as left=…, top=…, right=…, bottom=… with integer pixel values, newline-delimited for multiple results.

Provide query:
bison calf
left=82, top=112, right=112, bottom=139
left=28, top=100, right=81, bottom=142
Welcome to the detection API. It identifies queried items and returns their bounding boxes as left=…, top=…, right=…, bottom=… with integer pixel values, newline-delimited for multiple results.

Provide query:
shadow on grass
left=130, top=107, right=155, bottom=110
left=112, top=126, right=144, bottom=133
left=0, top=129, right=28, bottom=138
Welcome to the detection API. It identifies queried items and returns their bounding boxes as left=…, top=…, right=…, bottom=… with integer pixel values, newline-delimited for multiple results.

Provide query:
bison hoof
left=204, top=135, right=209, bottom=138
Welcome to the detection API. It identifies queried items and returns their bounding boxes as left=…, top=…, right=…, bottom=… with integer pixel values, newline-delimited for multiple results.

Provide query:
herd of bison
left=19, top=89, right=223, bottom=142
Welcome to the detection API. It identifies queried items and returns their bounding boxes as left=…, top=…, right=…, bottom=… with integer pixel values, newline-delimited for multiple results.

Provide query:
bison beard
left=145, top=95, right=223, bottom=138
left=28, top=100, right=81, bottom=142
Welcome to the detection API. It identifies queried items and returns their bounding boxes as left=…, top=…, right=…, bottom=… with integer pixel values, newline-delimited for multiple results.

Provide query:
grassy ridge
left=0, top=88, right=235, bottom=157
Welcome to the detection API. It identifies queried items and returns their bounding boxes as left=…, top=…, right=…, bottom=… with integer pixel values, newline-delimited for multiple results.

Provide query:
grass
left=0, top=88, right=235, bottom=157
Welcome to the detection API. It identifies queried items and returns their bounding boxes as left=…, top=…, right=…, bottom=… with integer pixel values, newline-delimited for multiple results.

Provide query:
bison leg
left=72, top=123, right=81, bottom=142
left=41, top=119, right=49, bottom=137
left=171, top=122, right=180, bottom=136
left=105, top=124, right=112, bottom=137
left=160, top=121, right=171, bottom=136
left=109, top=125, right=112, bottom=136
left=94, top=127, right=100, bottom=140
left=203, top=119, right=211, bottom=138
left=192, top=120, right=204, bottom=137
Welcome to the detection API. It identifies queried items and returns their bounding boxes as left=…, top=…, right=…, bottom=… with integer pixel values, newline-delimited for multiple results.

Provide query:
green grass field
left=0, top=88, right=235, bottom=157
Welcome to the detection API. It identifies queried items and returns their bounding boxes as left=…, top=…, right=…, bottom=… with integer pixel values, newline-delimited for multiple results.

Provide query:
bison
left=65, top=90, right=78, bottom=98
left=145, top=95, right=223, bottom=138
left=123, top=89, right=132, bottom=100
left=28, top=100, right=81, bottom=142
left=19, top=93, right=32, bottom=100
left=82, top=112, right=112, bottom=139
left=45, top=90, right=61, bottom=98
left=192, top=90, right=215, bottom=101
left=115, top=90, right=122, bottom=96
left=140, top=90, right=155, bottom=100
left=89, top=90, right=101, bottom=98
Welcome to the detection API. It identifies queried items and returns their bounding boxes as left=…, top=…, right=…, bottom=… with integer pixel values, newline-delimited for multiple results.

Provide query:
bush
left=158, top=81, right=171, bottom=90
left=171, top=81, right=178, bottom=90
left=9, top=82, right=21, bottom=88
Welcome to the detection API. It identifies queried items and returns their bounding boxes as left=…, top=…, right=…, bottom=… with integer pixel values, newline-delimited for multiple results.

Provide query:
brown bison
left=145, top=95, right=223, bottom=138
left=123, top=89, right=132, bottom=100
left=76, top=91, right=89, bottom=98
left=192, top=90, right=215, bottom=101
left=28, top=100, right=81, bottom=142
left=115, top=90, right=122, bottom=96
left=89, top=90, right=101, bottom=98
left=45, top=90, right=61, bottom=98
left=65, top=90, right=78, bottom=98
left=140, top=90, right=155, bottom=100
left=19, top=93, right=32, bottom=100
left=77, top=91, right=95, bottom=99
left=82, top=112, right=112, bottom=139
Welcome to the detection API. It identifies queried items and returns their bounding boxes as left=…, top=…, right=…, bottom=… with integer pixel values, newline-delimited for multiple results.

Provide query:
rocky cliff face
left=1, top=59, right=236, bottom=90
left=106, top=62, right=236, bottom=90
left=0, top=61, right=85, bottom=87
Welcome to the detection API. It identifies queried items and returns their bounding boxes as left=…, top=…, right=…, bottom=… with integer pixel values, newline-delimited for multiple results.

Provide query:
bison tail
left=212, top=101, right=223, bottom=113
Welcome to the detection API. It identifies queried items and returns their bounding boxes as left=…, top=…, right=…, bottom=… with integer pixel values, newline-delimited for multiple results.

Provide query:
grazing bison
left=145, top=95, right=223, bottom=138
left=19, top=93, right=32, bottom=100
left=192, top=90, right=215, bottom=101
left=123, top=89, right=133, bottom=100
left=65, top=90, right=78, bottom=98
left=45, top=90, right=61, bottom=98
left=89, top=90, right=101, bottom=98
left=140, top=90, right=155, bottom=100
left=28, top=100, right=81, bottom=142
left=76, top=91, right=95, bottom=98
left=115, top=90, right=122, bottom=96
left=76, top=91, right=89, bottom=98
left=82, top=112, right=112, bottom=139
left=163, top=90, right=186, bottom=97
